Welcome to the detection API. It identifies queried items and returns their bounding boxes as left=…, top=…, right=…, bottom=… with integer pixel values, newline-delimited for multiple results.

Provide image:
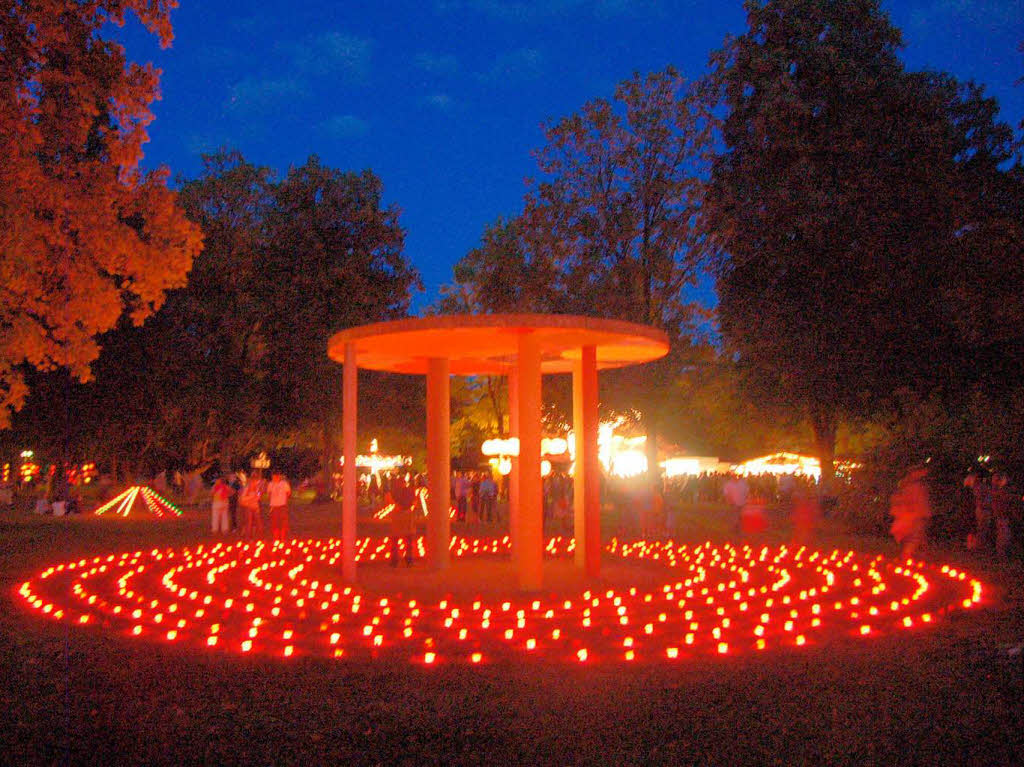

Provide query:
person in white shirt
left=267, top=472, right=292, bottom=541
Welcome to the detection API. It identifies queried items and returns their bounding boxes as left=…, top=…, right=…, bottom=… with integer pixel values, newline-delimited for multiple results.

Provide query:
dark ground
left=2, top=497, right=1022, bottom=766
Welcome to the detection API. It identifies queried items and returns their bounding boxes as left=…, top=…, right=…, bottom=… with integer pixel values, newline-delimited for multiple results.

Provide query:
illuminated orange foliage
left=0, top=1, right=202, bottom=423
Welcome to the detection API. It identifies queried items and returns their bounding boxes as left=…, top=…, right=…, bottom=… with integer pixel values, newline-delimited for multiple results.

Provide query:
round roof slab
left=327, top=314, right=670, bottom=375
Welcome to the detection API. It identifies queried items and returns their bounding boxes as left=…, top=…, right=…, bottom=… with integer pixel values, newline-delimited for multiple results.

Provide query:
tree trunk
left=811, top=407, right=837, bottom=500
left=645, top=411, right=660, bottom=490
left=321, top=419, right=336, bottom=498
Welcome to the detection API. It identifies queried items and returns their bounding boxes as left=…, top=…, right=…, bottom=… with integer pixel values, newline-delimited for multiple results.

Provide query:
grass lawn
left=2, top=497, right=1023, bottom=765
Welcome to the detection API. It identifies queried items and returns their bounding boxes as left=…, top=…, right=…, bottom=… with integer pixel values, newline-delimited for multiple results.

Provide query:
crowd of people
left=663, top=471, right=820, bottom=507
left=206, top=470, right=292, bottom=541
left=961, top=469, right=1019, bottom=558
left=9, top=452, right=1022, bottom=565
left=889, top=465, right=1021, bottom=560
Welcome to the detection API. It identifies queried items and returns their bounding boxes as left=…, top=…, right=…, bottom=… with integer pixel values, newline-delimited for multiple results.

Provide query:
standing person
left=479, top=472, right=497, bottom=524
left=239, top=474, right=264, bottom=539
left=368, top=473, right=381, bottom=509
left=389, top=474, right=416, bottom=566
left=470, top=472, right=482, bottom=522
left=791, top=485, right=819, bottom=545
left=740, top=492, right=767, bottom=537
left=991, top=473, right=1014, bottom=559
left=227, top=472, right=242, bottom=531
left=723, top=474, right=749, bottom=533
left=890, top=466, right=931, bottom=558
left=267, top=472, right=292, bottom=542
left=641, top=479, right=665, bottom=539
left=50, top=463, right=69, bottom=517
left=964, top=470, right=992, bottom=551
left=454, top=471, right=469, bottom=522
left=210, top=477, right=233, bottom=534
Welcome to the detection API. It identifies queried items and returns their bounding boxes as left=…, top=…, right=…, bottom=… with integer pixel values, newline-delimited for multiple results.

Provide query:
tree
left=667, top=348, right=811, bottom=460
left=523, top=68, right=713, bottom=475
left=52, top=151, right=421, bottom=478
left=258, top=157, right=421, bottom=476
left=440, top=71, right=713, bottom=474
left=704, top=0, right=1023, bottom=487
left=437, top=217, right=560, bottom=314
left=0, top=0, right=202, bottom=425
left=171, top=151, right=277, bottom=469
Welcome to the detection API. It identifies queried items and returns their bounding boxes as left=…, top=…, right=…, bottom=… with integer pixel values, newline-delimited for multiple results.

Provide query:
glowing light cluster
left=732, top=452, right=822, bottom=480
left=93, top=486, right=183, bottom=518
left=18, top=538, right=982, bottom=665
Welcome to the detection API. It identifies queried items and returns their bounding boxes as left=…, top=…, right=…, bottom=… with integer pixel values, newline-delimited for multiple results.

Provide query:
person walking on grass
left=267, top=471, right=292, bottom=542
left=890, top=466, right=931, bottom=558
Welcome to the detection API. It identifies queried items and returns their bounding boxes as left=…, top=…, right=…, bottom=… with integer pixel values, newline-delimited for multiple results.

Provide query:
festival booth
left=732, top=452, right=822, bottom=480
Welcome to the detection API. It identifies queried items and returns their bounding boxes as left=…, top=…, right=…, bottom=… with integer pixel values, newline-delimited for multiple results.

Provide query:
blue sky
left=117, top=0, right=1023, bottom=312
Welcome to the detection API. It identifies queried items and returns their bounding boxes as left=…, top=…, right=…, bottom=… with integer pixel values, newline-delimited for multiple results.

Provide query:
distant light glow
left=611, top=451, right=647, bottom=478
left=481, top=438, right=519, bottom=457
left=733, top=452, right=821, bottom=480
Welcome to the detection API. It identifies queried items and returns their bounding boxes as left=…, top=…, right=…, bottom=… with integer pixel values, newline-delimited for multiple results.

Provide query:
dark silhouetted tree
left=704, top=0, right=1023, bottom=487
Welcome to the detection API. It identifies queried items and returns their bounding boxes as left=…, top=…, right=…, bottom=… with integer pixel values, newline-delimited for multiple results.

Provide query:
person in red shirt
left=210, top=476, right=233, bottom=534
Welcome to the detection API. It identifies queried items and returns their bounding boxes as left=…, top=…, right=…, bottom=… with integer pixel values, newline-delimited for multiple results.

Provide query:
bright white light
left=733, top=452, right=821, bottom=480
left=611, top=451, right=647, bottom=478
left=661, top=458, right=701, bottom=478
left=541, top=437, right=567, bottom=456
left=481, top=438, right=520, bottom=457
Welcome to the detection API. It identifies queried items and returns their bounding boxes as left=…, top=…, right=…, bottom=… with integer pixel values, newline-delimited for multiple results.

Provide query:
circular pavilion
left=327, top=314, right=669, bottom=590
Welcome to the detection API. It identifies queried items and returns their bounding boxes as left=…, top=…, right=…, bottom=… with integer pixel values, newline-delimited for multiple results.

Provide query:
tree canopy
left=0, top=0, right=202, bottom=425
left=442, top=69, right=714, bottom=468
left=704, top=0, right=1024, bottom=482
left=3, top=150, right=421, bottom=478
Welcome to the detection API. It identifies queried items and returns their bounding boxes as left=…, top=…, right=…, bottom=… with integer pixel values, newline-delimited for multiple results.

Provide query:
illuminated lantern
left=481, top=438, right=520, bottom=457
left=541, top=437, right=568, bottom=456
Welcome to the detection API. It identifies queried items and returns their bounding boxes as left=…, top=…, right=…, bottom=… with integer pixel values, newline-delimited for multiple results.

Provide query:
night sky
left=116, top=0, right=1023, bottom=312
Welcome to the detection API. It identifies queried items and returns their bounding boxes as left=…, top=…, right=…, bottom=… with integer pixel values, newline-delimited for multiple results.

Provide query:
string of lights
left=92, top=486, right=183, bottom=518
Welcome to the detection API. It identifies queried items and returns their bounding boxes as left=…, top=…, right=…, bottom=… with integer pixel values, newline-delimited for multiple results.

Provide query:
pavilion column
left=342, top=342, right=358, bottom=583
left=516, top=332, right=542, bottom=591
left=507, top=368, right=520, bottom=567
left=573, top=345, right=600, bottom=577
left=426, top=357, right=451, bottom=570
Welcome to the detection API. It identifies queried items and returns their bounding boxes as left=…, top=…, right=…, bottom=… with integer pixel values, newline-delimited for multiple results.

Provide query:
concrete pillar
left=516, top=332, right=543, bottom=590
left=342, top=342, right=358, bottom=583
left=573, top=345, right=601, bottom=577
left=507, top=368, right=520, bottom=567
left=426, top=357, right=451, bottom=570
